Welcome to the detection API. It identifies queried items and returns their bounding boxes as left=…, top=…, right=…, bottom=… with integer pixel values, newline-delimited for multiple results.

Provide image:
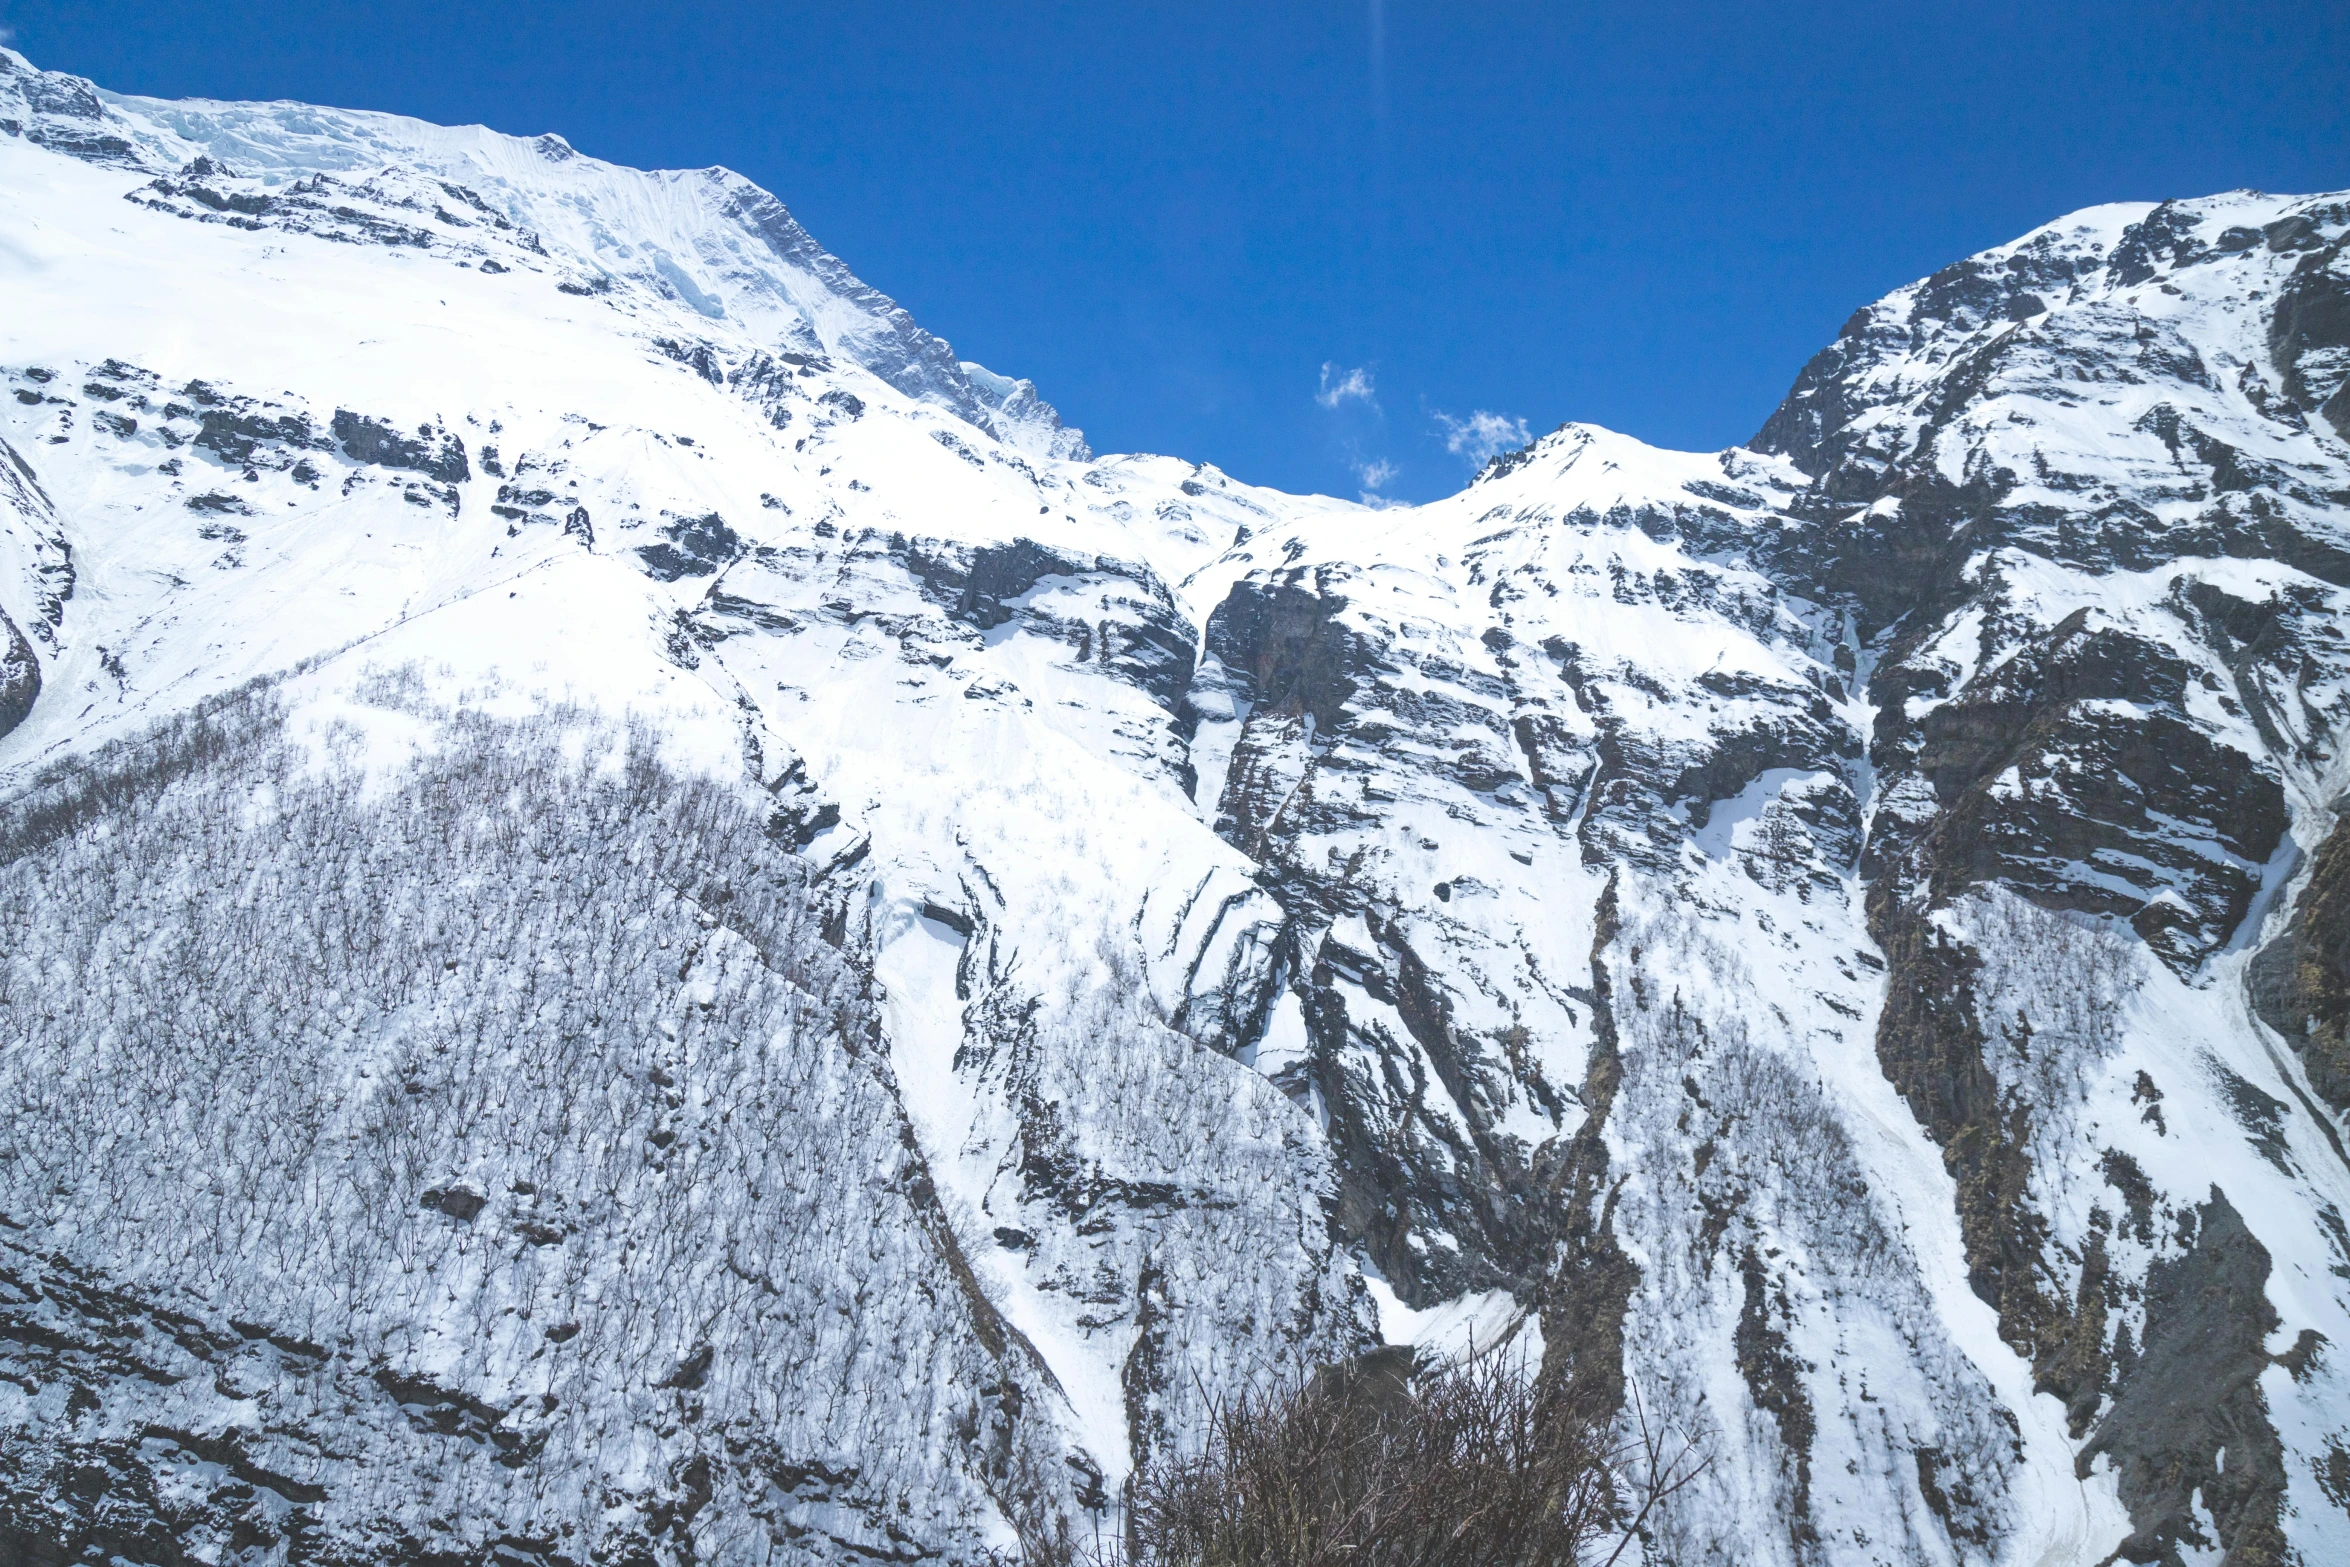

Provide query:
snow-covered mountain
left=1, top=45, right=2346, bottom=1566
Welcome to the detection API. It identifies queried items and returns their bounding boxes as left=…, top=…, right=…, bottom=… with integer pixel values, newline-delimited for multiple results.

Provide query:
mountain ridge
left=1, top=44, right=2348, bottom=1567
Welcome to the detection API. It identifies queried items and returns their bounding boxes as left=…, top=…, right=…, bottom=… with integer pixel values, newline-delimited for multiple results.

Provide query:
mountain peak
left=1, top=46, right=1086, bottom=460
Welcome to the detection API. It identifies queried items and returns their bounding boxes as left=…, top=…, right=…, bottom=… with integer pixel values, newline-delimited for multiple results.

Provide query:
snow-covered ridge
left=3, top=41, right=2350, bottom=1567
left=0, top=47, right=1087, bottom=461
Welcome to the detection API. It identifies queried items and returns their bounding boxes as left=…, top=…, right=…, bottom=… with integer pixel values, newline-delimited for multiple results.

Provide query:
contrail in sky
left=1368, top=0, right=1387, bottom=123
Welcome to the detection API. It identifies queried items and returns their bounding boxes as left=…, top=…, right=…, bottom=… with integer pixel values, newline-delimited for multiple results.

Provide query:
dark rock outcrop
left=331, top=410, right=470, bottom=484
left=637, top=512, right=742, bottom=581
left=1203, top=570, right=1362, bottom=738
left=2079, top=1192, right=2293, bottom=1565
left=2250, top=810, right=2350, bottom=1112
left=0, top=608, right=34, bottom=741
left=1893, top=612, right=2289, bottom=972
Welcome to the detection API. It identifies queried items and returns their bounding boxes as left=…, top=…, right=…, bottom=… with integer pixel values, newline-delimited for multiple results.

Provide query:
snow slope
left=2, top=44, right=2348, bottom=1567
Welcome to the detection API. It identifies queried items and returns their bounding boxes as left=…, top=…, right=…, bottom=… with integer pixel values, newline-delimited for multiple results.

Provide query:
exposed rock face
left=960, top=361, right=1094, bottom=463
left=2251, top=811, right=2350, bottom=1112
left=1, top=49, right=2348, bottom=1566
left=2079, top=1192, right=2295, bottom=1566
left=0, top=48, right=137, bottom=167
left=330, top=410, right=470, bottom=484
left=1896, top=611, right=2289, bottom=965
left=0, top=609, right=33, bottom=740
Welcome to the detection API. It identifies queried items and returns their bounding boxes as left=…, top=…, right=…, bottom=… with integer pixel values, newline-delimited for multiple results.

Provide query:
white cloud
left=1354, top=457, right=1398, bottom=491
left=1432, top=408, right=1532, bottom=466
left=1316, top=362, right=1377, bottom=410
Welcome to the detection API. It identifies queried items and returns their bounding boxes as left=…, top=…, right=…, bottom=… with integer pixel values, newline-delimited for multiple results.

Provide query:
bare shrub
left=1117, top=1347, right=1705, bottom=1567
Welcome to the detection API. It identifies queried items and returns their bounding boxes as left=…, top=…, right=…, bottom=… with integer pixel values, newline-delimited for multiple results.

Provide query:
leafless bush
left=1115, top=1347, right=1706, bottom=1567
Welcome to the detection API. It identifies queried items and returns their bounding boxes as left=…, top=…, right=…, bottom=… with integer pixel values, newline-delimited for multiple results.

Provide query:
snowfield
left=1, top=45, right=2348, bottom=1567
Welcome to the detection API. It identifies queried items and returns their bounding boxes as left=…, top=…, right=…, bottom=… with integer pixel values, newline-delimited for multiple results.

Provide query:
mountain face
left=1, top=44, right=2347, bottom=1567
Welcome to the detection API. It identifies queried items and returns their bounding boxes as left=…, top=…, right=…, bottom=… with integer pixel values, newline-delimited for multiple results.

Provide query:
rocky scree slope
left=1, top=45, right=2349, bottom=1567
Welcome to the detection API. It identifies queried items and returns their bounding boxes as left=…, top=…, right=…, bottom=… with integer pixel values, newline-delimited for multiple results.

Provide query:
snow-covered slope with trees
left=1, top=45, right=2347, bottom=1566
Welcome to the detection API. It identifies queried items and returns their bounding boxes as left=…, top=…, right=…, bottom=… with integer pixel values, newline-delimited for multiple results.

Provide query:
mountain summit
left=2, top=46, right=2348, bottom=1567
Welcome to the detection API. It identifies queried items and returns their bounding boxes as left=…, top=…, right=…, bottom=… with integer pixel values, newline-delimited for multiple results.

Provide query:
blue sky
left=9, top=2, right=2344, bottom=500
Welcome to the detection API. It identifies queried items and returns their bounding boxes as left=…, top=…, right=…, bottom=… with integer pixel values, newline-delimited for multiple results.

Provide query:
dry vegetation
left=1110, top=1347, right=1706, bottom=1567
